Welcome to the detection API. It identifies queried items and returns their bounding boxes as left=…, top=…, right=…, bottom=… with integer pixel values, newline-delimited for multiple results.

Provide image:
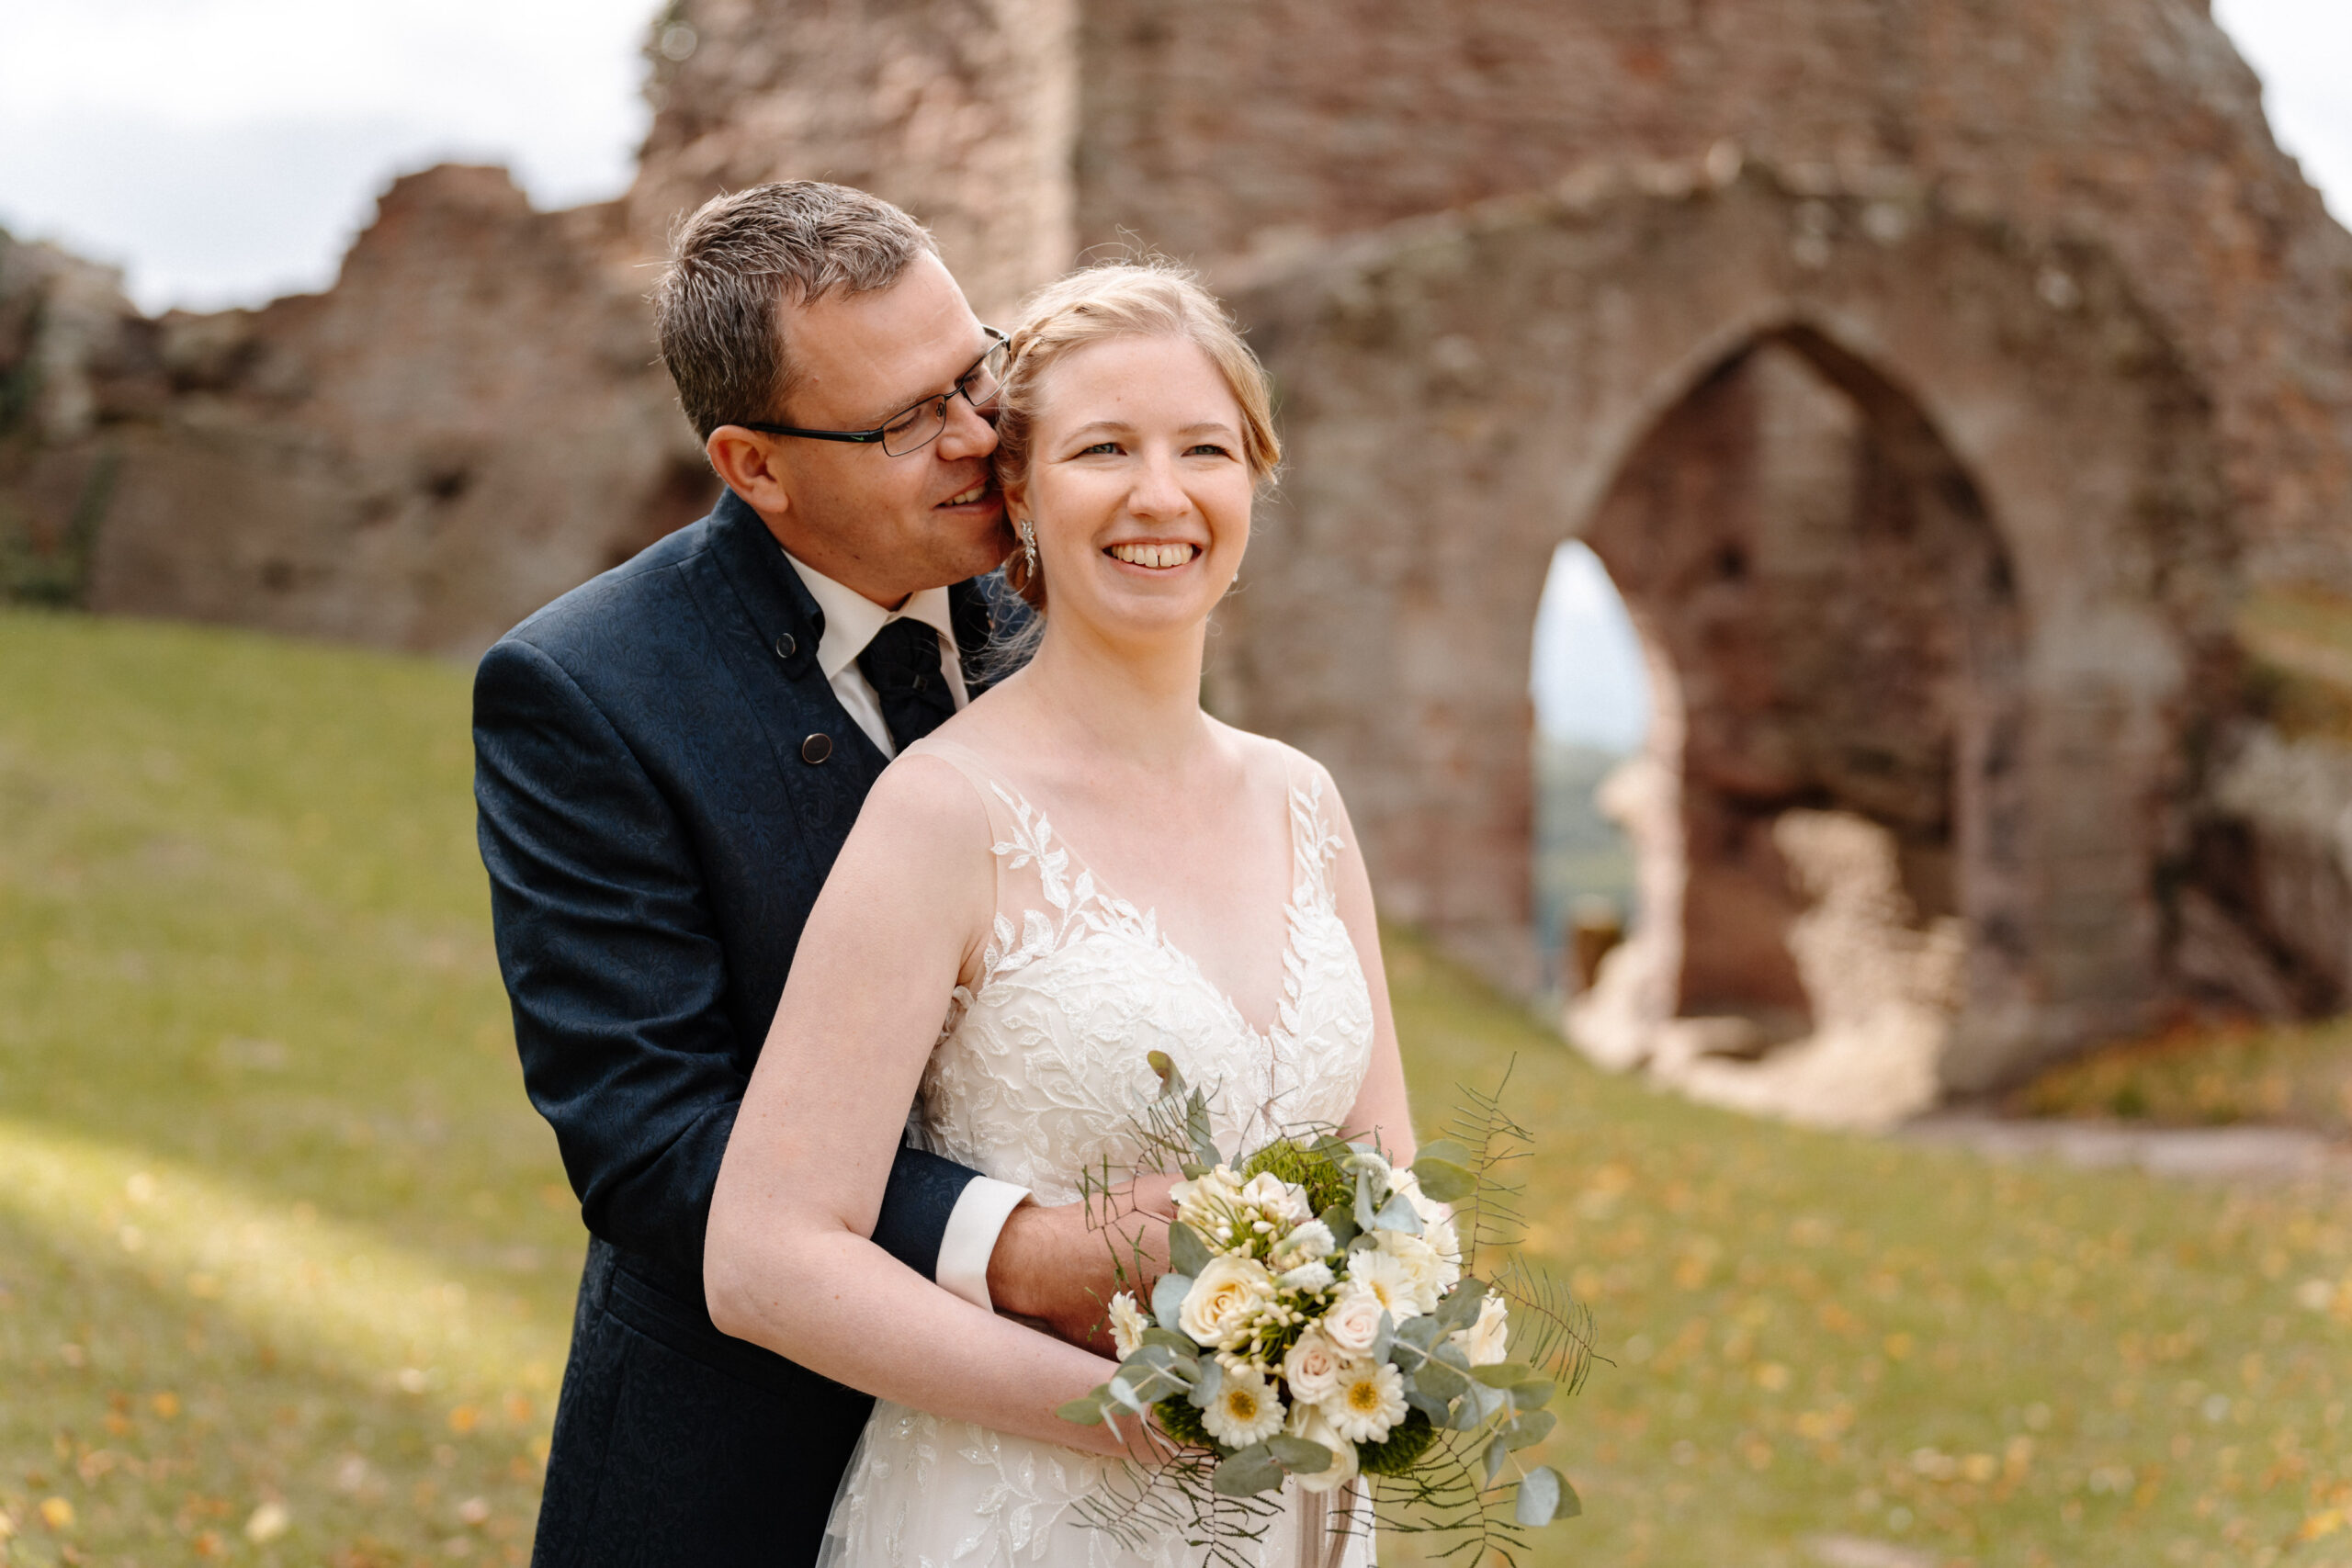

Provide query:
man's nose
left=935, top=395, right=999, bottom=458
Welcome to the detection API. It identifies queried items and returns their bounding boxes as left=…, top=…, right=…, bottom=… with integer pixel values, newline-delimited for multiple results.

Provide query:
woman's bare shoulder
left=1207, top=718, right=1342, bottom=801
left=854, top=748, right=995, bottom=866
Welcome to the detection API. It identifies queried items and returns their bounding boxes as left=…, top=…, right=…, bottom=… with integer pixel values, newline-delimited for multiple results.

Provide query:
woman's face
left=1007, top=333, right=1255, bottom=649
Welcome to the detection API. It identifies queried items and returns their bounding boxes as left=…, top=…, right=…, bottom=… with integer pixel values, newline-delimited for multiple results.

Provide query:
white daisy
left=1320, top=1359, right=1408, bottom=1444
left=1107, top=1291, right=1151, bottom=1359
left=1201, top=1363, right=1286, bottom=1448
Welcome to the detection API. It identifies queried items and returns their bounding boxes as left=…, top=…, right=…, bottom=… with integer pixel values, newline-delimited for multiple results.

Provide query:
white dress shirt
left=782, top=549, right=1031, bottom=1310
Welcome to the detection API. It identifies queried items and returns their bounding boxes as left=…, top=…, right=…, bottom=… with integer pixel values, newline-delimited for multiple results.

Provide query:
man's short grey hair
left=653, top=181, right=940, bottom=441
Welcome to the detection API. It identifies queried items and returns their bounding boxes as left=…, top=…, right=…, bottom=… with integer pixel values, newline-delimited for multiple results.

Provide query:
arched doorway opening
left=1565, top=330, right=2028, bottom=1121
left=1530, top=541, right=1646, bottom=1001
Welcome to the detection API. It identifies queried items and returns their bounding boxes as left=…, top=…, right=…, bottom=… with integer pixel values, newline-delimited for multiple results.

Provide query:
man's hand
left=987, top=1173, right=1180, bottom=1353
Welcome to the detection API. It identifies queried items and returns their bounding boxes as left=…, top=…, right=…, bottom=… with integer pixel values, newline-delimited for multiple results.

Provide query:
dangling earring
left=1018, top=518, right=1039, bottom=577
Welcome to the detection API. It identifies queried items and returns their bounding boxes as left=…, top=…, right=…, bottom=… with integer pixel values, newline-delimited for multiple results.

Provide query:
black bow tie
left=855, top=616, right=958, bottom=752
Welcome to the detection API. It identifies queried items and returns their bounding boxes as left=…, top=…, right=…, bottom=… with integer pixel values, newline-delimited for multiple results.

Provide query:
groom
left=474, top=183, right=1155, bottom=1565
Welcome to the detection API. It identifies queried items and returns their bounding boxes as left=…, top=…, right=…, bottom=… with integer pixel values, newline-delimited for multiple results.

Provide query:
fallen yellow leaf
left=38, top=1495, right=74, bottom=1530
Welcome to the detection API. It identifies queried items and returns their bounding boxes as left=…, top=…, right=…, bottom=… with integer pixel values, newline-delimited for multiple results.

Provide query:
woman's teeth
left=941, top=482, right=989, bottom=506
left=1108, top=542, right=1199, bottom=569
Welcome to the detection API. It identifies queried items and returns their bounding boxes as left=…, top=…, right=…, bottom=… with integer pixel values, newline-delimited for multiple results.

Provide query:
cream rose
left=1282, top=1328, right=1347, bottom=1404
left=1321, top=1280, right=1386, bottom=1356
left=1178, top=1255, right=1277, bottom=1348
left=1284, top=1400, right=1362, bottom=1495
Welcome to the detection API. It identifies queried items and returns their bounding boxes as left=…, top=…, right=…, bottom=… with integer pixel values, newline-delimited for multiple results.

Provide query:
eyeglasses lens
left=879, top=343, right=1009, bottom=456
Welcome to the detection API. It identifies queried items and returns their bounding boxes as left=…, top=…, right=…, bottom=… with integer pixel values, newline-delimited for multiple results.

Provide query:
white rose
left=1179, top=1255, right=1278, bottom=1348
left=1321, top=1280, right=1385, bottom=1356
left=1270, top=1219, right=1337, bottom=1271
left=1107, top=1291, right=1150, bottom=1359
left=1283, top=1399, right=1362, bottom=1495
left=1237, top=1171, right=1312, bottom=1224
left=1282, top=1328, right=1347, bottom=1404
left=1449, top=1292, right=1510, bottom=1367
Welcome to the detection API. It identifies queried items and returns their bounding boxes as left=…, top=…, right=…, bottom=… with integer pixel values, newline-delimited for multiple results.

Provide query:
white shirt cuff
left=935, top=1175, right=1031, bottom=1313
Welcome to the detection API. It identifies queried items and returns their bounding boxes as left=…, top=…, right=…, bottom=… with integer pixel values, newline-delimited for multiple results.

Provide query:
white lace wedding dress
left=816, top=738, right=1378, bottom=1568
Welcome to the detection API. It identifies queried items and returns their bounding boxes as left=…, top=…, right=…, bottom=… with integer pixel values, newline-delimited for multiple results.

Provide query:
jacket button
left=775, top=632, right=797, bottom=660
left=800, top=733, right=833, bottom=765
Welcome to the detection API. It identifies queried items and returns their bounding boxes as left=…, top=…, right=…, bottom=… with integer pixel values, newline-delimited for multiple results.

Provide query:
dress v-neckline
left=985, top=776, right=1317, bottom=1044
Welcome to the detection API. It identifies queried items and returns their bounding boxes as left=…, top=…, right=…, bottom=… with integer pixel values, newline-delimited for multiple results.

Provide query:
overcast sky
left=1, top=1, right=2342, bottom=748
left=0, top=0, right=2341, bottom=316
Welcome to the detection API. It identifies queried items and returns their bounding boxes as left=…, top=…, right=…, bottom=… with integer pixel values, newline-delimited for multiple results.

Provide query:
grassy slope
left=2, top=610, right=2348, bottom=1567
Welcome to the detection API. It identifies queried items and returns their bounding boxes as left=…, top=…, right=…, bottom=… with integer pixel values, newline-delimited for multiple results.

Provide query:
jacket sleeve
left=472, top=635, right=979, bottom=1283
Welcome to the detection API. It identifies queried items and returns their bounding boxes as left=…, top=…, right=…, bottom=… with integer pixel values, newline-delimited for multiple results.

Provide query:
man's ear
left=705, top=426, right=793, bottom=517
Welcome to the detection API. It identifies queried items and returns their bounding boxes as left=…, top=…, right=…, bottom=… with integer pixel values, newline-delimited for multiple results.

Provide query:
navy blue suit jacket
left=474, top=490, right=1002, bottom=1563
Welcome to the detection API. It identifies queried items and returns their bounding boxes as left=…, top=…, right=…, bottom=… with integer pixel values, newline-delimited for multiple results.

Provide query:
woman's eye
left=1187, top=444, right=1234, bottom=458
left=1078, top=441, right=1120, bottom=456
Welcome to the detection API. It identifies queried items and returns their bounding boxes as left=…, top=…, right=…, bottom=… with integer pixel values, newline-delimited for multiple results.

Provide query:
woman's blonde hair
left=992, top=261, right=1281, bottom=616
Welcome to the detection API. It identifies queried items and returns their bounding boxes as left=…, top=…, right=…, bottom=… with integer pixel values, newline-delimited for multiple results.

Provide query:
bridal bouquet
left=1059, top=1055, right=1588, bottom=1559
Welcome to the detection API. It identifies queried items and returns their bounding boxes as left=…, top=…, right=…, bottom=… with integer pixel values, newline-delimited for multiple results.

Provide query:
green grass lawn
left=3, top=609, right=2349, bottom=1567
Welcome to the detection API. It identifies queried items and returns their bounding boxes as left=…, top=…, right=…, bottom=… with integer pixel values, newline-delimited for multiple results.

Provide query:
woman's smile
left=1105, top=540, right=1201, bottom=570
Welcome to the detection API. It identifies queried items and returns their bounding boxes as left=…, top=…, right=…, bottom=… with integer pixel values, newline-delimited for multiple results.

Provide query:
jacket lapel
left=698, top=491, right=889, bottom=824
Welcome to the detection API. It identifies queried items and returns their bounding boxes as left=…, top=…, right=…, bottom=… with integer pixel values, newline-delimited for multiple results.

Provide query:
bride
left=704, top=262, right=1417, bottom=1565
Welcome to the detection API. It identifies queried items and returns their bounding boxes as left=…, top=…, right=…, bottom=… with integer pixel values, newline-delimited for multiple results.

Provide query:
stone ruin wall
left=3, top=0, right=2349, bottom=1114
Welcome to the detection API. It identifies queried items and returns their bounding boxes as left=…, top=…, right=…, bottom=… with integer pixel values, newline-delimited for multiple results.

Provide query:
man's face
left=725, top=253, right=1010, bottom=605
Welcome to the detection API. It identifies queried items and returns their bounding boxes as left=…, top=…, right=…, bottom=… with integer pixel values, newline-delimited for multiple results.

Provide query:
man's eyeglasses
left=736, top=327, right=1009, bottom=457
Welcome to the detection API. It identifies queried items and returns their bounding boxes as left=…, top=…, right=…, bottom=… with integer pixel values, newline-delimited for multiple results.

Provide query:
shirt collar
left=781, top=547, right=959, bottom=682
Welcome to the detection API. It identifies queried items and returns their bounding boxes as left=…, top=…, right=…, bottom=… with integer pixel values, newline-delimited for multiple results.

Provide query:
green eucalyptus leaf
left=1105, top=1375, right=1143, bottom=1415
left=1186, top=1354, right=1223, bottom=1411
left=1405, top=1386, right=1453, bottom=1424
left=1370, top=1308, right=1396, bottom=1365
left=1502, top=1409, right=1558, bottom=1451
left=1391, top=1317, right=1446, bottom=1363
left=1414, top=1137, right=1473, bottom=1168
left=1353, top=1168, right=1378, bottom=1232
left=1511, top=1378, right=1555, bottom=1411
left=1168, top=1220, right=1213, bottom=1278
left=1211, top=1443, right=1286, bottom=1497
left=1471, top=1361, right=1535, bottom=1389
left=1410, top=1156, right=1477, bottom=1205
left=1318, top=1201, right=1359, bottom=1250
left=1371, top=1190, right=1423, bottom=1235
left=1483, top=1433, right=1510, bottom=1487
left=1266, top=1435, right=1334, bottom=1473
left=1178, top=1161, right=1207, bottom=1180
left=1058, top=1392, right=1108, bottom=1427
left=1431, top=1340, right=1474, bottom=1374
left=1151, top=1273, right=1193, bottom=1333
left=1138, top=1326, right=1195, bottom=1356
left=1437, top=1280, right=1488, bottom=1329
left=1516, top=1465, right=1574, bottom=1527
left=1186, top=1091, right=1220, bottom=1168
left=1413, top=1358, right=1467, bottom=1402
